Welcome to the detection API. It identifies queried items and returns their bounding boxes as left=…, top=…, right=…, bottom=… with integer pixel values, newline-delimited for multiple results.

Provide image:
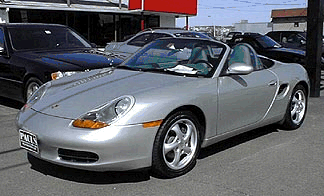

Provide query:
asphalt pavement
left=0, top=73, right=323, bottom=196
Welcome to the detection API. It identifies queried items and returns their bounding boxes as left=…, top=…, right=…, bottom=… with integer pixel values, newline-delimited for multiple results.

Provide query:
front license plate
left=19, top=129, right=39, bottom=154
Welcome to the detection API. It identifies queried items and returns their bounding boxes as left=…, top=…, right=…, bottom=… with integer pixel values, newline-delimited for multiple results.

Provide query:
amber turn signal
left=142, top=119, right=163, bottom=128
left=72, top=119, right=109, bottom=129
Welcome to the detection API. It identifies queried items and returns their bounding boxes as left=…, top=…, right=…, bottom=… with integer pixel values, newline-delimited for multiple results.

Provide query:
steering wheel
left=193, top=59, right=213, bottom=69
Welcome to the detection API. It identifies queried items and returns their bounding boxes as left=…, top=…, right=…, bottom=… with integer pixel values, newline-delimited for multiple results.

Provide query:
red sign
left=129, top=0, right=142, bottom=10
left=129, top=0, right=197, bottom=15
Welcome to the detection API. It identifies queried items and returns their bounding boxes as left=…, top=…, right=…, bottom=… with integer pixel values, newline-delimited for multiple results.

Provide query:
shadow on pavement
left=27, top=153, right=151, bottom=184
left=199, top=125, right=279, bottom=159
left=0, top=96, right=23, bottom=109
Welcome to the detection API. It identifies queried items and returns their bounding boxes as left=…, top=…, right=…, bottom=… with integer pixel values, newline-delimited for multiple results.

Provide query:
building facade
left=271, top=8, right=307, bottom=31
left=0, top=0, right=188, bottom=46
left=233, top=20, right=273, bottom=34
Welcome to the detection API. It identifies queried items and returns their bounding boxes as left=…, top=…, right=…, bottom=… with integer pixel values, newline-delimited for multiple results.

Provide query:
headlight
left=51, top=71, right=79, bottom=80
left=23, top=82, right=51, bottom=110
left=72, top=95, right=135, bottom=129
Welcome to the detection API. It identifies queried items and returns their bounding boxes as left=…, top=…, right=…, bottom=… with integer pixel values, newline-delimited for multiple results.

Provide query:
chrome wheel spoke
left=292, top=96, right=298, bottom=104
left=171, top=149, right=181, bottom=167
left=171, top=124, right=185, bottom=139
left=164, top=140, right=179, bottom=154
left=291, top=105, right=297, bottom=116
left=183, top=125, right=193, bottom=143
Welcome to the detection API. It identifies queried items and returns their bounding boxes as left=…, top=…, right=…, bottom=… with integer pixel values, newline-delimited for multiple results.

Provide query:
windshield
left=121, top=38, right=226, bottom=77
left=174, top=32, right=209, bottom=39
left=256, top=35, right=281, bottom=49
left=8, top=26, right=92, bottom=50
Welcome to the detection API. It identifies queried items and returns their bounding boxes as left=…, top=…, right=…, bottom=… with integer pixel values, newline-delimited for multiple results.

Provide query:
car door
left=217, top=44, right=278, bottom=134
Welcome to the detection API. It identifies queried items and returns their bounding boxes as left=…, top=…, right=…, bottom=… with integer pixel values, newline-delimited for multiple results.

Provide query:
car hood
left=30, top=68, right=194, bottom=119
left=21, top=49, right=123, bottom=70
left=267, top=47, right=306, bottom=56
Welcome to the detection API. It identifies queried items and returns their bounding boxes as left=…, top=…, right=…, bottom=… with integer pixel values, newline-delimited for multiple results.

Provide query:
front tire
left=24, top=77, right=43, bottom=102
left=152, top=111, right=202, bottom=178
left=281, top=84, right=307, bottom=130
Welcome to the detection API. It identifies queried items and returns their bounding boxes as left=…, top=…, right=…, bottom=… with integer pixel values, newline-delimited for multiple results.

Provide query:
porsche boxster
left=16, top=37, right=309, bottom=178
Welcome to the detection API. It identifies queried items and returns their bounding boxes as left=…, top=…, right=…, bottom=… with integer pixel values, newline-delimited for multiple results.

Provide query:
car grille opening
left=58, top=148, right=99, bottom=163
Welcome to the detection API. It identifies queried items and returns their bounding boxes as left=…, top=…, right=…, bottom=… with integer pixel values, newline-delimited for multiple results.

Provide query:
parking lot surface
left=0, top=72, right=323, bottom=196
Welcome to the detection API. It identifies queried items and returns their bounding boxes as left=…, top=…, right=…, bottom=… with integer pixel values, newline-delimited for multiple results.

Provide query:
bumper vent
left=58, top=148, right=99, bottom=163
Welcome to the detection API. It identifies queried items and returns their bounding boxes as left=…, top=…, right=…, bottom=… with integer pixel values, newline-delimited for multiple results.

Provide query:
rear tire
left=280, top=85, right=307, bottom=130
left=24, top=77, right=43, bottom=102
left=151, top=111, right=201, bottom=178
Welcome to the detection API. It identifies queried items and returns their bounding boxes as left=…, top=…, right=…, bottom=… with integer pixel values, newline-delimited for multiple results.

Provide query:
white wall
left=160, top=15, right=176, bottom=27
left=234, top=22, right=273, bottom=34
left=273, top=22, right=307, bottom=31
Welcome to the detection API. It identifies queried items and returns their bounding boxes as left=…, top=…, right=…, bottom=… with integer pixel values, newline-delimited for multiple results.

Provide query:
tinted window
left=127, top=33, right=155, bottom=47
left=255, top=36, right=281, bottom=49
left=267, top=32, right=280, bottom=42
left=8, top=26, right=91, bottom=50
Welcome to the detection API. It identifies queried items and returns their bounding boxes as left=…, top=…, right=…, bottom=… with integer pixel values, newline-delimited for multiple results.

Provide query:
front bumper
left=16, top=109, right=158, bottom=171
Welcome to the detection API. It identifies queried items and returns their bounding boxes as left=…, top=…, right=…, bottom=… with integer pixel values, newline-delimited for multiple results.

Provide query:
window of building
left=8, top=8, right=160, bottom=47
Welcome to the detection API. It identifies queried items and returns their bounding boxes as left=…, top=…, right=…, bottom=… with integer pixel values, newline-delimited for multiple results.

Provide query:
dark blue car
left=0, top=23, right=123, bottom=102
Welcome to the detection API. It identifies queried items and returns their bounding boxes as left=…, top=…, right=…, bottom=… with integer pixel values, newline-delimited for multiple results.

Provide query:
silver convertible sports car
left=16, top=37, right=309, bottom=178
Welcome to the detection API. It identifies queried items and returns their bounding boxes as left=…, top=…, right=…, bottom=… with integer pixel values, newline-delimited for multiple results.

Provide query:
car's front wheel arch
left=163, top=105, right=206, bottom=142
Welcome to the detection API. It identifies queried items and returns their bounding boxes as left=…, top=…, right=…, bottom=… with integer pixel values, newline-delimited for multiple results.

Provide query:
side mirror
left=227, top=63, right=254, bottom=75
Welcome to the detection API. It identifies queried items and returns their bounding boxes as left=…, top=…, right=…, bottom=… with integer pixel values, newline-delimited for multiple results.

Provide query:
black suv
left=0, top=23, right=123, bottom=102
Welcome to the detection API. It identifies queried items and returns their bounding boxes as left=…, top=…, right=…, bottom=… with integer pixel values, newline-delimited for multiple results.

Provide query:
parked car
left=266, top=31, right=324, bottom=56
left=104, top=28, right=210, bottom=58
left=227, top=33, right=324, bottom=69
left=0, top=23, right=123, bottom=102
left=266, top=31, right=306, bottom=49
left=222, top=31, right=243, bottom=43
left=17, top=37, right=309, bottom=178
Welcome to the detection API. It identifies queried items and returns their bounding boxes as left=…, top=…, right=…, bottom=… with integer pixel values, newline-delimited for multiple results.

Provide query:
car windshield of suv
left=255, top=35, right=281, bottom=49
left=121, top=38, right=226, bottom=77
left=8, top=26, right=92, bottom=50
